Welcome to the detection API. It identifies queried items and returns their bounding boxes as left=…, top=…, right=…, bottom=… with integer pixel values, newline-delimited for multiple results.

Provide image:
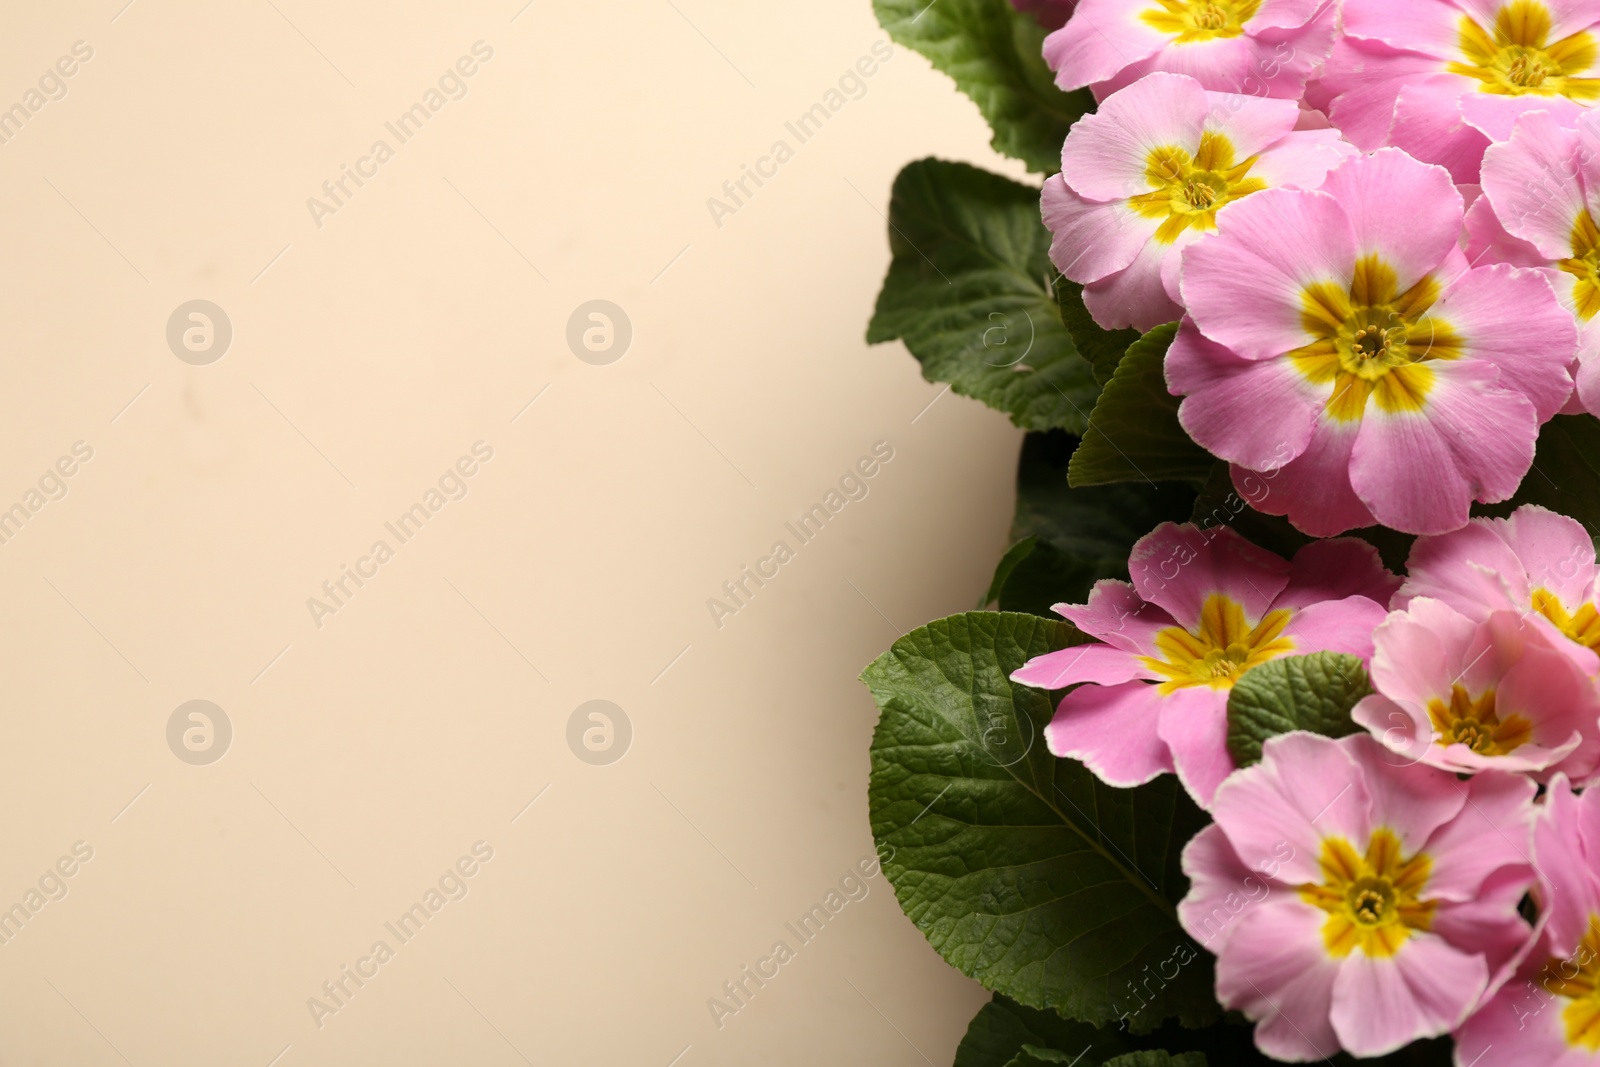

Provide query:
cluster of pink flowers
left=1014, top=507, right=1600, bottom=1060
left=1041, top=0, right=1600, bottom=537
left=1013, top=2, right=1600, bottom=1057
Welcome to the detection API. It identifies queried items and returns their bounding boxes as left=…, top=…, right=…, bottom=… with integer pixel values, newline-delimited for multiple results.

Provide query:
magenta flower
left=1044, top=72, right=1352, bottom=331
left=1400, top=504, right=1600, bottom=670
left=1170, top=148, right=1577, bottom=536
left=1044, top=0, right=1338, bottom=100
left=1319, top=0, right=1600, bottom=182
left=1010, top=523, right=1395, bottom=806
left=1473, top=109, right=1600, bottom=415
left=1352, top=597, right=1600, bottom=781
left=1456, top=775, right=1600, bottom=1064
left=1181, top=732, right=1537, bottom=1060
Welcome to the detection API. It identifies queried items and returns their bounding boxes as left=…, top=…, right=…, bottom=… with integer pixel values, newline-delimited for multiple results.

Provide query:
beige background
left=0, top=1, right=1033, bottom=1063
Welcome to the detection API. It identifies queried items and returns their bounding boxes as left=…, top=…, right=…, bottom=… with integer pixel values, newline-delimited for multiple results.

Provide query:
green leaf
left=1005, top=1050, right=1088, bottom=1066
left=1014, top=432, right=1197, bottom=567
left=1007, top=1048, right=1208, bottom=1067
left=868, top=159, right=1100, bottom=432
left=873, top=0, right=1092, bottom=173
left=956, top=995, right=1284, bottom=1067
left=865, top=611, right=1217, bottom=1031
left=1068, top=323, right=1214, bottom=487
left=993, top=431, right=1197, bottom=614
left=1480, top=414, right=1600, bottom=534
left=1055, top=274, right=1141, bottom=388
left=956, top=996, right=1130, bottom=1067
left=1225, top=653, right=1372, bottom=769
left=996, top=540, right=1094, bottom=617
left=985, top=536, right=1043, bottom=608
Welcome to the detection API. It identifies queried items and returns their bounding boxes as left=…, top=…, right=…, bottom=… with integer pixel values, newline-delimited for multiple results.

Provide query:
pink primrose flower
left=1181, top=732, right=1538, bottom=1060
left=1010, top=522, right=1395, bottom=806
left=1044, top=71, right=1353, bottom=330
left=1320, top=0, right=1600, bottom=182
left=1045, top=0, right=1338, bottom=100
left=1474, top=108, right=1600, bottom=414
left=1400, top=503, right=1600, bottom=670
left=1169, top=148, right=1576, bottom=536
left=1352, top=597, right=1600, bottom=781
left=1456, top=775, right=1600, bottom=1065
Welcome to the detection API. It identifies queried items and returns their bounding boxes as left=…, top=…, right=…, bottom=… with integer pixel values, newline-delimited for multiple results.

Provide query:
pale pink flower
left=1456, top=775, right=1600, bottom=1065
left=1010, top=523, right=1395, bottom=806
left=1182, top=732, right=1537, bottom=1060
left=1400, top=504, right=1600, bottom=670
left=1352, top=598, right=1600, bottom=781
left=1319, top=0, right=1600, bottom=182
left=1170, top=148, right=1577, bottom=536
left=1044, top=72, right=1352, bottom=330
left=1473, top=108, right=1600, bottom=415
left=1045, top=0, right=1338, bottom=100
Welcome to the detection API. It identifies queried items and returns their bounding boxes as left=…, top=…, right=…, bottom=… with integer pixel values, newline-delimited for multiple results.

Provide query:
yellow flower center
left=1537, top=915, right=1600, bottom=1048
left=1130, top=132, right=1267, bottom=245
left=1560, top=212, right=1600, bottom=322
left=1300, top=829, right=1437, bottom=958
left=1448, top=0, right=1600, bottom=99
left=1141, top=0, right=1262, bottom=43
left=1533, top=587, right=1600, bottom=650
left=1290, top=254, right=1464, bottom=422
left=1140, top=592, right=1294, bottom=693
left=1426, top=683, right=1532, bottom=755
